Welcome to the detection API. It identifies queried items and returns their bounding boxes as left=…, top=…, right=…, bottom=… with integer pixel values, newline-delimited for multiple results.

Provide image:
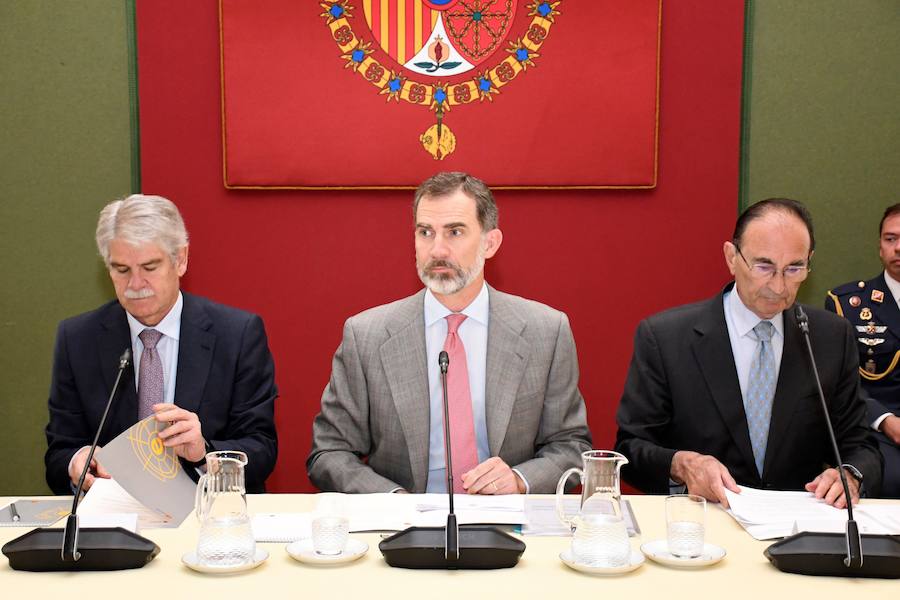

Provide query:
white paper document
left=725, top=485, right=900, bottom=540
left=250, top=493, right=528, bottom=540
left=251, top=513, right=312, bottom=542
left=96, top=415, right=196, bottom=527
left=346, top=493, right=526, bottom=530
left=79, top=478, right=179, bottom=529
left=78, top=513, right=139, bottom=533
left=520, top=497, right=640, bottom=537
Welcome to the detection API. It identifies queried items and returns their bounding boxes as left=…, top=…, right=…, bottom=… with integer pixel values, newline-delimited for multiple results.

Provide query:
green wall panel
left=743, top=0, right=900, bottom=305
left=1, top=1, right=897, bottom=495
left=0, top=2, right=134, bottom=494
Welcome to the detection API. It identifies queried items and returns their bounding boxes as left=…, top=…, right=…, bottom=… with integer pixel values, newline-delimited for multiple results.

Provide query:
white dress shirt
left=125, top=291, right=183, bottom=406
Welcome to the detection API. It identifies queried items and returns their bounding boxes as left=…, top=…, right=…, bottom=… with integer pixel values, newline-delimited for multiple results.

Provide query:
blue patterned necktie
left=746, top=321, right=776, bottom=476
left=138, top=328, right=164, bottom=419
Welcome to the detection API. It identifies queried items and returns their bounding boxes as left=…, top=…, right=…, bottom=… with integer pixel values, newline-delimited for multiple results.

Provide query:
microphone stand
left=764, top=305, right=900, bottom=578
left=439, top=351, right=459, bottom=560
left=378, top=350, right=525, bottom=569
left=3, top=348, right=161, bottom=571
left=63, top=349, right=133, bottom=561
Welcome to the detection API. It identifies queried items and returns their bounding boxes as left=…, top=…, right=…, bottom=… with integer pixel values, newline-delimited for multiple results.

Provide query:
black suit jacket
left=615, top=285, right=882, bottom=494
left=45, top=292, right=278, bottom=494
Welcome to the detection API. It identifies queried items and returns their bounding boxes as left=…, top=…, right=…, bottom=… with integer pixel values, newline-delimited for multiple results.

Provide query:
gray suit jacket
left=307, top=286, right=592, bottom=493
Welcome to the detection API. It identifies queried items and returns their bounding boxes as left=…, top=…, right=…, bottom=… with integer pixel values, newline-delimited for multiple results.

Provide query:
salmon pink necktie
left=443, top=314, right=479, bottom=493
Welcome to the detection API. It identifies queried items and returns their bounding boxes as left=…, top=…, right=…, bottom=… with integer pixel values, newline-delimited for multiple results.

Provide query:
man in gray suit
left=308, top=172, right=592, bottom=494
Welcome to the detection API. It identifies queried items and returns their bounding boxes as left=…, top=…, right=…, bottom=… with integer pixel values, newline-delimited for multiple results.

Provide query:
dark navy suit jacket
left=45, top=292, right=278, bottom=494
left=615, top=284, right=882, bottom=495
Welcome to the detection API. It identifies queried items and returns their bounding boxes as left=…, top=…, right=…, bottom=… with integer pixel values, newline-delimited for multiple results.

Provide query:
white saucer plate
left=640, top=539, right=726, bottom=567
left=182, top=548, right=269, bottom=574
left=286, top=538, right=369, bottom=565
left=560, top=548, right=645, bottom=575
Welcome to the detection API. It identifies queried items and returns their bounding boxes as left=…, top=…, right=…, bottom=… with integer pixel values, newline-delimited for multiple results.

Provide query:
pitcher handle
left=556, top=467, right=582, bottom=529
left=195, top=472, right=210, bottom=522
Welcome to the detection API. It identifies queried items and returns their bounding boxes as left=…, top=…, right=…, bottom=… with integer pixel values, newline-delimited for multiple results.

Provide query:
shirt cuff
left=872, top=412, right=893, bottom=431
left=841, top=463, right=865, bottom=497
left=511, top=468, right=530, bottom=494
left=668, top=478, right=686, bottom=495
left=388, top=486, right=406, bottom=493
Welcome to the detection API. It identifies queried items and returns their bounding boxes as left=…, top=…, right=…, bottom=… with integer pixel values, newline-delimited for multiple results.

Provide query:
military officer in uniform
left=825, top=203, right=900, bottom=497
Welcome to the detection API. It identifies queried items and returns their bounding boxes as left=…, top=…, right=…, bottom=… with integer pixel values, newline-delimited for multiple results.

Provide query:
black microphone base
left=765, top=532, right=900, bottom=579
left=379, top=525, right=525, bottom=569
left=2, top=527, right=160, bottom=571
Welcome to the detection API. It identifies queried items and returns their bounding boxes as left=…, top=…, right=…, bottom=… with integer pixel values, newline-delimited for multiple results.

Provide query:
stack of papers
left=725, top=485, right=900, bottom=540
left=521, top=497, right=641, bottom=537
left=79, top=478, right=177, bottom=529
left=250, top=493, right=527, bottom=542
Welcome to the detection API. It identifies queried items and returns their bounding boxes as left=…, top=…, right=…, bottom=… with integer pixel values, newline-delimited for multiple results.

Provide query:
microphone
left=378, top=351, right=525, bottom=569
left=764, top=305, right=900, bottom=579
left=3, top=348, right=161, bottom=571
left=438, top=350, right=458, bottom=560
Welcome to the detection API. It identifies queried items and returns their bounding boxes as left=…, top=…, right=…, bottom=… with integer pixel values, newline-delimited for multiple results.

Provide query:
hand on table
left=670, top=451, right=740, bottom=508
left=461, top=457, right=526, bottom=494
left=805, top=467, right=860, bottom=509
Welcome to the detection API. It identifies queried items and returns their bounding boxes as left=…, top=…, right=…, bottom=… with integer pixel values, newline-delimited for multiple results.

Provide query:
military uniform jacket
left=826, top=273, right=900, bottom=424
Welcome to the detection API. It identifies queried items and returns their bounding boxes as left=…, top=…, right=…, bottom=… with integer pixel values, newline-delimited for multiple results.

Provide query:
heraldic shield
left=361, top=0, right=518, bottom=77
left=222, top=0, right=662, bottom=186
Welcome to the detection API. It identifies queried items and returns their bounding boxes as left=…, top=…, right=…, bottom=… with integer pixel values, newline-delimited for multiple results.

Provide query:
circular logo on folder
left=129, top=420, right=180, bottom=481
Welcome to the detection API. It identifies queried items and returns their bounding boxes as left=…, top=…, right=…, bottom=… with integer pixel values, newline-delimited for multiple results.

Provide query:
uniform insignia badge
left=865, top=358, right=877, bottom=373
left=849, top=296, right=861, bottom=307
left=857, top=281, right=866, bottom=288
left=320, top=0, right=564, bottom=159
left=860, top=307, right=873, bottom=320
left=856, top=322, right=887, bottom=335
left=871, top=290, right=884, bottom=303
left=858, top=337, right=885, bottom=347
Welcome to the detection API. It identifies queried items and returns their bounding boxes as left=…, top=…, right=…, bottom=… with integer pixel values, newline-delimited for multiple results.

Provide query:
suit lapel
left=99, top=303, right=138, bottom=434
left=485, top=288, right=530, bottom=456
left=763, top=306, right=806, bottom=478
left=691, top=291, right=758, bottom=473
left=380, top=292, right=430, bottom=493
left=174, top=293, right=215, bottom=414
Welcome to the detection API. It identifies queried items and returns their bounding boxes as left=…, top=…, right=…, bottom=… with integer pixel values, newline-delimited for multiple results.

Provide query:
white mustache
left=124, top=288, right=154, bottom=299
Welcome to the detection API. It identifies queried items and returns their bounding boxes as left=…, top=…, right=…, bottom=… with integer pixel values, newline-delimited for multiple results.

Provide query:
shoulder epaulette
left=830, top=280, right=868, bottom=297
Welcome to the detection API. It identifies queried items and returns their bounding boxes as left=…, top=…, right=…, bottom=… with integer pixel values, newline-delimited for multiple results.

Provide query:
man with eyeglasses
left=615, top=198, right=882, bottom=507
left=825, top=203, right=900, bottom=498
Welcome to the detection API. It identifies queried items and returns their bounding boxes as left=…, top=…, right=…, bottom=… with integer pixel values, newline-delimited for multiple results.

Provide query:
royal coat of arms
left=321, top=0, right=562, bottom=159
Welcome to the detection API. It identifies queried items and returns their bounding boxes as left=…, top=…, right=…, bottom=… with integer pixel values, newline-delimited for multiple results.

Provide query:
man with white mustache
left=308, top=172, right=592, bottom=494
left=615, top=199, right=882, bottom=507
left=45, top=194, right=278, bottom=494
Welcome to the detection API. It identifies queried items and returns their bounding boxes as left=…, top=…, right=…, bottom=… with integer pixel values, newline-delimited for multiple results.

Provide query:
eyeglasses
left=735, top=246, right=811, bottom=281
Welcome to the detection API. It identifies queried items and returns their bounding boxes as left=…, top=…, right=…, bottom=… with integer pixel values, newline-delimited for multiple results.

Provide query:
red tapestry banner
left=220, top=0, right=661, bottom=188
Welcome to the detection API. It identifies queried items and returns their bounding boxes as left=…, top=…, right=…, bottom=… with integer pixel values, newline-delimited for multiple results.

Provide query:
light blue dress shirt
left=723, top=288, right=784, bottom=403
left=424, top=284, right=491, bottom=492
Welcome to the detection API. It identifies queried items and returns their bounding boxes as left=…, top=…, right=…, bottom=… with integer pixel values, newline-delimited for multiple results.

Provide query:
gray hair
left=95, top=194, right=188, bottom=267
left=413, top=172, right=499, bottom=231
